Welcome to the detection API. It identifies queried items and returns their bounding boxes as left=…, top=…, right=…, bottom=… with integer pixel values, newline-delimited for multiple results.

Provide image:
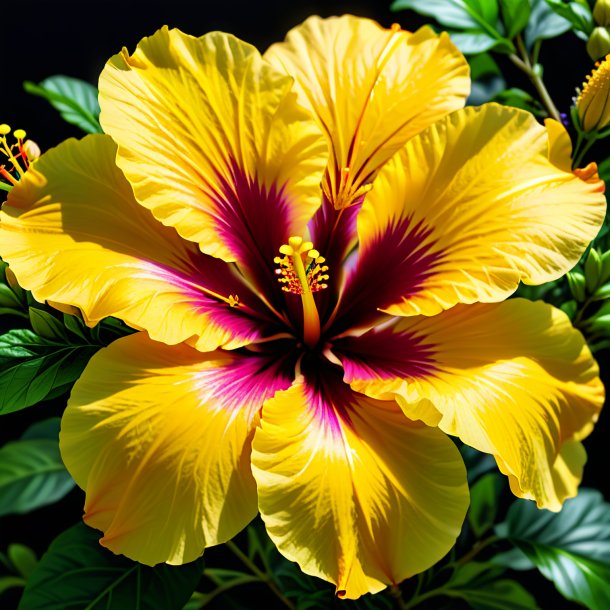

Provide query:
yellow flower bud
left=577, top=53, right=610, bottom=132
left=593, top=0, right=610, bottom=26
left=587, top=27, right=610, bottom=60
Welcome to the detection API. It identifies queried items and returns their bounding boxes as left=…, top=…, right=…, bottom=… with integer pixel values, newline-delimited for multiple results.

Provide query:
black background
left=1, top=1, right=609, bottom=608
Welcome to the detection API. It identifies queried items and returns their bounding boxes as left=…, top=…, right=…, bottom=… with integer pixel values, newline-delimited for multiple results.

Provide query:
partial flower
left=0, top=124, right=39, bottom=190
left=576, top=53, right=610, bottom=132
left=0, top=16, right=606, bottom=600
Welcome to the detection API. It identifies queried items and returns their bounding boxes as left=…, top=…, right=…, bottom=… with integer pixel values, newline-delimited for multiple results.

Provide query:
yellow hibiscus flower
left=0, top=15, right=606, bottom=600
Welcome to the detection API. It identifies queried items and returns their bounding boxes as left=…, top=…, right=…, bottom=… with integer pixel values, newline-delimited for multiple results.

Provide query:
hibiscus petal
left=251, top=368, right=468, bottom=599
left=266, top=15, right=469, bottom=210
left=341, top=299, right=603, bottom=511
left=60, top=332, right=296, bottom=565
left=0, top=135, right=267, bottom=351
left=343, top=104, right=606, bottom=324
left=99, top=27, right=326, bottom=297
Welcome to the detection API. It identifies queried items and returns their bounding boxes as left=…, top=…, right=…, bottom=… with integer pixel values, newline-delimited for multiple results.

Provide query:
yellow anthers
left=275, top=236, right=328, bottom=347
left=0, top=124, right=37, bottom=189
left=577, top=54, right=610, bottom=132
left=275, top=236, right=329, bottom=295
left=227, top=294, right=240, bottom=307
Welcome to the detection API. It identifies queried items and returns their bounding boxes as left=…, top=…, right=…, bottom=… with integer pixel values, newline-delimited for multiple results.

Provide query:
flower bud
left=587, top=27, right=610, bottom=60
left=23, top=140, right=41, bottom=161
left=577, top=53, right=610, bottom=132
left=593, top=0, right=610, bottom=26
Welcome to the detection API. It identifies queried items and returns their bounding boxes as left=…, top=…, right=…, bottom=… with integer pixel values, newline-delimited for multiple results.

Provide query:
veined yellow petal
left=251, top=372, right=468, bottom=599
left=266, top=15, right=469, bottom=209
left=61, top=332, right=295, bottom=565
left=99, top=27, right=326, bottom=265
left=351, top=104, right=606, bottom=319
left=347, top=299, right=603, bottom=511
left=0, top=135, right=265, bottom=351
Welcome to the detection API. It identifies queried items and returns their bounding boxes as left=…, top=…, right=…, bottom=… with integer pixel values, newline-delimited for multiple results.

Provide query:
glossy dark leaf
left=19, top=523, right=204, bottom=610
left=445, top=562, right=540, bottom=609
left=496, top=489, right=610, bottom=609
left=0, top=329, right=98, bottom=414
left=391, top=0, right=481, bottom=28
left=525, top=0, right=572, bottom=48
left=500, top=0, right=532, bottom=37
left=0, top=438, right=74, bottom=517
left=23, top=76, right=101, bottom=134
left=469, top=473, right=505, bottom=536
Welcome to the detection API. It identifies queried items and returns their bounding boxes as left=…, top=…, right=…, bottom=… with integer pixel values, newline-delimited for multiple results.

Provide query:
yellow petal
left=251, top=372, right=469, bottom=599
left=0, top=135, right=265, bottom=351
left=266, top=15, right=469, bottom=209
left=60, top=332, right=295, bottom=565
left=352, top=104, right=606, bottom=318
left=99, top=27, right=326, bottom=264
left=353, top=299, right=604, bottom=510
left=497, top=439, right=587, bottom=509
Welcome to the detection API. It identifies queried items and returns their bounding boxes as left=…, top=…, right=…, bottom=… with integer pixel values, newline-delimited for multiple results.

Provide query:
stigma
left=0, top=124, right=40, bottom=190
left=275, top=236, right=329, bottom=347
left=274, top=236, right=329, bottom=295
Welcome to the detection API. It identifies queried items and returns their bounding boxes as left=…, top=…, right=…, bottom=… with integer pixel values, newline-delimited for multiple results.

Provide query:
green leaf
left=20, top=417, right=62, bottom=441
left=468, top=54, right=507, bottom=104
left=545, top=0, right=593, bottom=35
left=446, top=579, right=540, bottom=608
left=445, top=563, right=540, bottom=609
left=19, top=523, right=204, bottom=610
left=0, top=438, right=74, bottom=517
left=0, top=284, right=23, bottom=310
left=496, top=489, right=610, bottom=609
left=598, top=157, right=610, bottom=182
left=501, top=0, right=532, bottom=37
left=0, top=328, right=99, bottom=414
left=391, top=0, right=481, bottom=28
left=450, top=31, right=510, bottom=53
left=469, top=473, right=505, bottom=536
left=7, top=545, right=37, bottom=579
left=465, top=0, right=499, bottom=27
left=490, top=548, right=535, bottom=571
left=23, top=76, right=102, bottom=134
left=525, top=0, right=572, bottom=47
left=62, top=313, right=89, bottom=342
left=28, top=308, right=70, bottom=342
left=0, top=576, right=25, bottom=595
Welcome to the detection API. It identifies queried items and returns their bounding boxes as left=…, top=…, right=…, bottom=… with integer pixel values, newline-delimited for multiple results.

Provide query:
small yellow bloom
left=577, top=53, right=610, bottom=132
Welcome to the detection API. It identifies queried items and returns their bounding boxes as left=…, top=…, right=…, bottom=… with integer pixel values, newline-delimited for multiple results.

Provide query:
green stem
left=389, top=585, right=408, bottom=610
left=572, top=134, right=598, bottom=168
left=573, top=294, right=595, bottom=327
left=456, top=534, right=500, bottom=566
left=190, top=576, right=261, bottom=609
left=509, top=35, right=562, bottom=122
left=402, top=588, right=448, bottom=610
left=0, top=181, right=11, bottom=192
left=225, top=540, right=296, bottom=610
